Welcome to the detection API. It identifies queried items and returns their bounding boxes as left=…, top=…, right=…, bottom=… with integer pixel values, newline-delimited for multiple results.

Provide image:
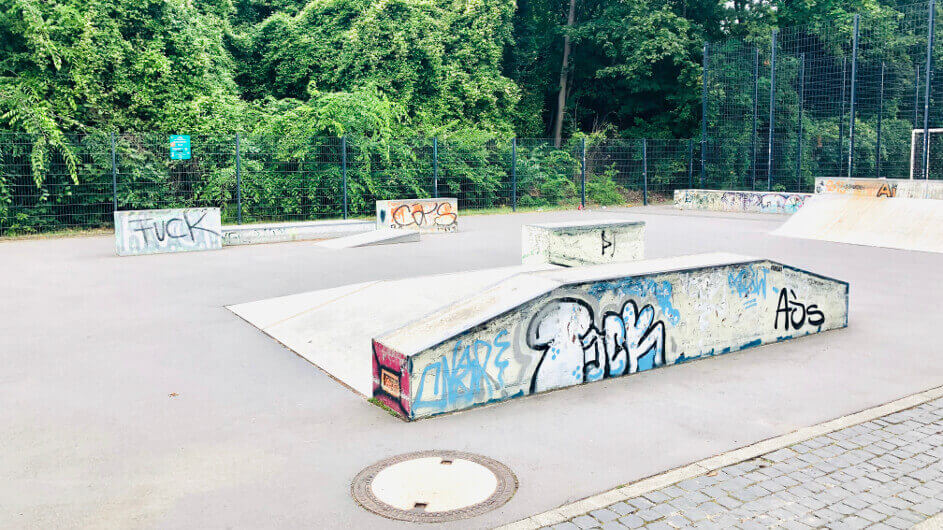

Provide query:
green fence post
left=700, top=42, right=708, bottom=188
left=342, top=136, right=348, bottom=219
left=111, top=132, right=117, bottom=214
left=235, top=132, right=242, bottom=224
left=432, top=137, right=439, bottom=198
left=751, top=46, right=759, bottom=190
left=839, top=57, right=847, bottom=175
left=922, top=0, right=936, bottom=183
left=796, top=54, right=805, bottom=191
left=642, top=139, right=648, bottom=206
left=511, top=138, right=517, bottom=211
left=847, top=14, right=860, bottom=178
left=580, top=137, right=586, bottom=208
left=687, top=139, right=694, bottom=188
left=877, top=62, right=885, bottom=179
left=767, top=29, right=777, bottom=191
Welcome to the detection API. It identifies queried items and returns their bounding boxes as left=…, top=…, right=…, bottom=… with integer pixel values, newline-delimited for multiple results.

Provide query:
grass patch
left=0, top=226, right=112, bottom=242
left=368, top=397, right=404, bottom=419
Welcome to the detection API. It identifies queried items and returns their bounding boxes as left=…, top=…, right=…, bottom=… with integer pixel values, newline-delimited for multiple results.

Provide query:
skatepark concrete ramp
left=316, top=228, right=418, bottom=249
left=228, top=264, right=559, bottom=395
left=372, top=253, right=848, bottom=420
left=772, top=195, right=943, bottom=253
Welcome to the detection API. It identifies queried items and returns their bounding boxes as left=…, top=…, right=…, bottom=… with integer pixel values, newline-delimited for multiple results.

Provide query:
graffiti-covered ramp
left=373, top=253, right=848, bottom=420
left=772, top=194, right=943, bottom=253
left=227, top=264, right=557, bottom=395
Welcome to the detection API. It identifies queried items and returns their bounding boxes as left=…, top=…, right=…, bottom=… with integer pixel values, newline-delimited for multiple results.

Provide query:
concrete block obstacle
left=773, top=194, right=943, bottom=253
left=376, top=197, right=458, bottom=233
left=674, top=189, right=811, bottom=214
left=317, top=228, right=420, bottom=249
left=222, top=219, right=373, bottom=246
left=372, top=253, right=847, bottom=419
left=521, top=219, right=644, bottom=266
left=114, top=208, right=222, bottom=256
left=815, top=177, right=943, bottom=200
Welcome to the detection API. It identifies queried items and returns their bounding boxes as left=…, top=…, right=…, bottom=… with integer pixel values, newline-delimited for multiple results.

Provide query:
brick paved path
left=547, top=398, right=943, bottom=530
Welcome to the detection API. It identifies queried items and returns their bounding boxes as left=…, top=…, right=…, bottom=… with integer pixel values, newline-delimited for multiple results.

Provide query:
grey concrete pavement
left=542, top=396, right=943, bottom=529
left=2, top=206, right=942, bottom=529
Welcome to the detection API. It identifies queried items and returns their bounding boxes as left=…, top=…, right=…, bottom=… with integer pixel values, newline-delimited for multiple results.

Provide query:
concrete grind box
left=372, top=255, right=848, bottom=420
left=114, top=208, right=222, bottom=256
left=376, top=198, right=458, bottom=233
left=521, top=220, right=644, bottom=266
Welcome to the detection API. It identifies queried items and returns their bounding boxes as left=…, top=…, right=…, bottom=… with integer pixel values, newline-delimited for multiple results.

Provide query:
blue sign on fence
left=169, top=135, right=191, bottom=160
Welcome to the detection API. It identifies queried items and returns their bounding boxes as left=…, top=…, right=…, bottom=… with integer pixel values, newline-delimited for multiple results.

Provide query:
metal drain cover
left=351, top=450, right=517, bottom=522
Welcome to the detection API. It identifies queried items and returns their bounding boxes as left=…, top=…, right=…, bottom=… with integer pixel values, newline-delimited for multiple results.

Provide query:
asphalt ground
left=3, top=206, right=941, bottom=529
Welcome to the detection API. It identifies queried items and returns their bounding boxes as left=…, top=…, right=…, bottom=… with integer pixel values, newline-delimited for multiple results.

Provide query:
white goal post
left=910, top=128, right=943, bottom=179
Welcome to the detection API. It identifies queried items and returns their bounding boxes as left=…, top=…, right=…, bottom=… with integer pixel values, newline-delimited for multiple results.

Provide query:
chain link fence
left=702, top=0, right=941, bottom=192
left=0, top=134, right=695, bottom=236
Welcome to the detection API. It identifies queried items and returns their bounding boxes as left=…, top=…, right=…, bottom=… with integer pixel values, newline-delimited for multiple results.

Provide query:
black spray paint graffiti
left=128, top=211, right=220, bottom=245
left=526, top=298, right=665, bottom=393
left=774, top=288, right=825, bottom=330
left=601, top=230, right=615, bottom=257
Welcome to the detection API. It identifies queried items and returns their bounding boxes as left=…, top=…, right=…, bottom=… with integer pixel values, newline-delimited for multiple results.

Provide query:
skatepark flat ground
left=2, top=206, right=941, bottom=529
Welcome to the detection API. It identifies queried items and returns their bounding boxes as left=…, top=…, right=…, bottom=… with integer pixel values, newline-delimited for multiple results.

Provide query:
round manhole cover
left=351, top=450, right=517, bottom=523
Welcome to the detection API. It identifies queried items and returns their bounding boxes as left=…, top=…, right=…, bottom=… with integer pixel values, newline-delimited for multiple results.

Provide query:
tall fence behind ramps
left=702, top=0, right=942, bottom=193
left=0, top=134, right=697, bottom=236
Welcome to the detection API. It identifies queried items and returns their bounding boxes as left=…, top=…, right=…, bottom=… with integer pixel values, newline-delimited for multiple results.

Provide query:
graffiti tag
left=526, top=298, right=665, bottom=393
left=601, top=230, right=614, bottom=257
left=818, top=179, right=897, bottom=198
left=390, top=201, right=457, bottom=229
left=728, top=264, right=770, bottom=309
left=413, top=330, right=511, bottom=410
left=128, top=210, right=220, bottom=244
left=774, top=288, right=825, bottom=330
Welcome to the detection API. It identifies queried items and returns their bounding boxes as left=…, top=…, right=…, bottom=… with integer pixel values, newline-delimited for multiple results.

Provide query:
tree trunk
left=553, top=0, right=577, bottom=148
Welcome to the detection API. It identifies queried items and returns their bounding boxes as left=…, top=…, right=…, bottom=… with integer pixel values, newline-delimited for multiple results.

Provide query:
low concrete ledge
left=674, top=189, right=811, bottom=214
left=522, top=219, right=644, bottom=266
left=115, top=208, right=222, bottom=256
left=222, top=219, right=373, bottom=246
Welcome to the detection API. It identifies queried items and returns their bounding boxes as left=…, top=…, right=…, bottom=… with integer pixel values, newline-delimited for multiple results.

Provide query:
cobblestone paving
left=549, top=398, right=943, bottom=529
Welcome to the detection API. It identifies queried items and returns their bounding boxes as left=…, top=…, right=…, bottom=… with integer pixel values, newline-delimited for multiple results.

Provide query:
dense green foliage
left=4, top=0, right=919, bottom=143
left=0, top=0, right=936, bottom=233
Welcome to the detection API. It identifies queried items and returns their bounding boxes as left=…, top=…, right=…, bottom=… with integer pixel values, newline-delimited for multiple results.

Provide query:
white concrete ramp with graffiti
left=372, top=253, right=848, bottom=420
left=227, top=264, right=558, bottom=395
left=772, top=194, right=943, bottom=253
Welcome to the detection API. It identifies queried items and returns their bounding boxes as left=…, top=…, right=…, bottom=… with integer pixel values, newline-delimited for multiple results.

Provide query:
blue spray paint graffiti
left=587, top=278, right=681, bottom=326
left=413, top=330, right=510, bottom=410
left=728, top=264, right=770, bottom=309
